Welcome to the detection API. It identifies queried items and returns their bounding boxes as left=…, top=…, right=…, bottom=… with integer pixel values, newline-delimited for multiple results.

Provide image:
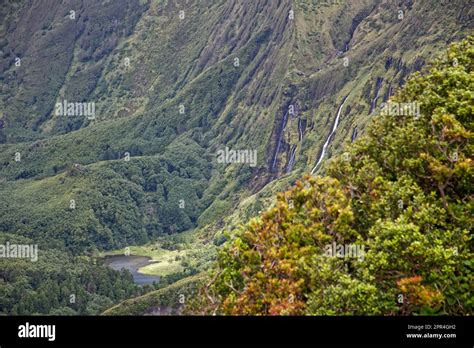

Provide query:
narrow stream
left=369, top=77, right=383, bottom=114
left=285, top=144, right=297, bottom=173
left=271, top=108, right=290, bottom=172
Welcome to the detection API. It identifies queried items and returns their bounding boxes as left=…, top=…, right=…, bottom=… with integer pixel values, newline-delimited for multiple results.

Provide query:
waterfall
left=270, top=109, right=290, bottom=172
left=311, top=96, right=348, bottom=175
left=285, top=144, right=297, bottom=173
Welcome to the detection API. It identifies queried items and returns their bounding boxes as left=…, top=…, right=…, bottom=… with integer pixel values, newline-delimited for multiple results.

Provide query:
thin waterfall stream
left=311, top=96, right=348, bottom=174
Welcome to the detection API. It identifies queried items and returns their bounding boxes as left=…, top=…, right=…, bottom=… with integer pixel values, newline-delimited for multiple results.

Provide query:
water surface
left=103, top=255, right=161, bottom=285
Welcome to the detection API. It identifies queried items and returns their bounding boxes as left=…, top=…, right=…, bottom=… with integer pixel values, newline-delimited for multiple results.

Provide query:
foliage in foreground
left=191, top=37, right=474, bottom=315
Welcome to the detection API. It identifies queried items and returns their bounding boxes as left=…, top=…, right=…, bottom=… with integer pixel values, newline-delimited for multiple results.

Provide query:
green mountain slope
left=1, top=0, right=472, bottom=241
left=189, top=37, right=473, bottom=316
left=0, top=1, right=472, bottom=315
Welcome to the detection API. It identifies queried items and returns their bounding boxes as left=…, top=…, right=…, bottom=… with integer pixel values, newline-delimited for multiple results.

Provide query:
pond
left=103, top=255, right=161, bottom=285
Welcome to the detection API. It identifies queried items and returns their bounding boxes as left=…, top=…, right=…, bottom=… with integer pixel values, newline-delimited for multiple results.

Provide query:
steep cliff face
left=0, top=0, right=472, bottom=249
left=0, top=0, right=148, bottom=140
left=272, top=0, right=474, bottom=179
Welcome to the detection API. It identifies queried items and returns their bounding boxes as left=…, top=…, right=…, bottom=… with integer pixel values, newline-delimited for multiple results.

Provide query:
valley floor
left=97, top=229, right=217, bottom=282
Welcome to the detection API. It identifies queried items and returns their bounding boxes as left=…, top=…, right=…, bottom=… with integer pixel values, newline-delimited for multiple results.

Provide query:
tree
left=193, top=37, right=473, bottom=316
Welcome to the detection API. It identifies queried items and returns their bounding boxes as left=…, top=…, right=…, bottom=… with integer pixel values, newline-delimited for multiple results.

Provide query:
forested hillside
left=188, top=37, right=473, bottom=315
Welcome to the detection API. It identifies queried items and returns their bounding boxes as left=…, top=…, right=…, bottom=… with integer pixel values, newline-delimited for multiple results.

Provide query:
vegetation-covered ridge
left=103, top=273, right=206, bottom=316
left=1, top=1, right=472, bottom=316
left=189, top=37, right=474, bottom=316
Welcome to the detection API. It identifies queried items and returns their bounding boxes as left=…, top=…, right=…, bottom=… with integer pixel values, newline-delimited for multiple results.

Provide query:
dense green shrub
left=195, top=37, right=473, bottom=315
